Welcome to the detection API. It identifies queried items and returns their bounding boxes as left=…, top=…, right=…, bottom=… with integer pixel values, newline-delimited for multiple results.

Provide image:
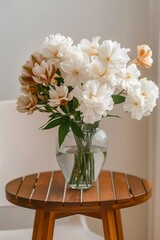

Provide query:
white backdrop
left=0, top=1, right=159, bottom=239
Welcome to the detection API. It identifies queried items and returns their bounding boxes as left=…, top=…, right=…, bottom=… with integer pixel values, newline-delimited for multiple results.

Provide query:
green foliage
left=60, top=105, right=68, bottom=113
left=41, top=117, right=65, bottom=130
left=112, top=95, right=126, bottom=104
left=71, top=121, right=84, bottom=139
left=56, top=68, right=61, bottom=76
left=58, top=119, right=71, bottom=147
left=55, top=77, right=64, bottom=85
left=44, top=104, right=54, bottom=112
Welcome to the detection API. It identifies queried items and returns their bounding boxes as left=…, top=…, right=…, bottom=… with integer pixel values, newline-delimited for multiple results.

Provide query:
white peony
left=42, top=33, right=73, bottom=67
left=139, top=78, right=159, bottom=116
left=123, top=77, right=159, bottom=120
left=89, top=58, right=125, bottom=89
left=97, top=40, right=130, bottom=67
left=73, top=80, right=114, bottom=124
left=121, top=63, right=141, bottom=91
left=123, top=93, right=144, bottom=120
left=88, top=58, right=109, bottom=83
left=78, top=36, right=101, bottom=56
left=60, top=51, right=90, bottom=87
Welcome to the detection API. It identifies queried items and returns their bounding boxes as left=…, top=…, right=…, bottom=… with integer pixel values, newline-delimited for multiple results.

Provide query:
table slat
left=99, top=171, right=116, bottom=204
left=5, top=177, right=23, bottom=197
left=113, top=172, right=131, bottom=203
left=127, top=175, right=146, bottom=199
left=31, top=172, right=52, bottom=203
left=46, top=171, right=65, bottom=205
left=82, top=182, right=99, bottom=206
left=64, top=187, right=81, bottom=206
left=17, top=174, right=38, bottom=201
left=142, top=179, right=152, bottom=196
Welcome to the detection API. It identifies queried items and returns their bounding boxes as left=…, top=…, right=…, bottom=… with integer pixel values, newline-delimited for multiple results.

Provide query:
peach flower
left=20, top=84, right=37, bottom=95
left=17, top=94, right=37, bottom=114
left=32, top=61, right=56, bottom=85
left=49, top=85, right=73, bottom=107
left=19, top=52, right=44, bottom=86
left=136, top=45, right=153, bottom=68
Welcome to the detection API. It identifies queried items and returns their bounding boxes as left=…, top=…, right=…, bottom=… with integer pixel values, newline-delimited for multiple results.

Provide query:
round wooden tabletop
left=5, top=170, right=152, bottom=213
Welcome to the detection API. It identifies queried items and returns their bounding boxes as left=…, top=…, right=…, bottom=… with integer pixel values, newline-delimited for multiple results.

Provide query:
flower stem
left=69, top=126, right=95, bottom=188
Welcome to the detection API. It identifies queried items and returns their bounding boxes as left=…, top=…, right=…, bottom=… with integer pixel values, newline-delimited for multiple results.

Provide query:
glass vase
left=56, top=124, right=107, bottom=190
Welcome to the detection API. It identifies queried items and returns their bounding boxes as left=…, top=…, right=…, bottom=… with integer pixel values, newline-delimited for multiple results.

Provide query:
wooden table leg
left=101, top=209, right=124, bottom=240
left=32, top=210, right=55, bottom=240
left=114, top=209, right=124, bottom=240
left=101, top=210, right=118, bottom=240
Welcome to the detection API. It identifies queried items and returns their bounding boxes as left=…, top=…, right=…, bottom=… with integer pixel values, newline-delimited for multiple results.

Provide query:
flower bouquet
left=17, top=34, right=159, bottom=189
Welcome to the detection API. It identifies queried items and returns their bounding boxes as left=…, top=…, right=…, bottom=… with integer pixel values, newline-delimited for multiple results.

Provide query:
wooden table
left=5, top=170, right=152, bottom=240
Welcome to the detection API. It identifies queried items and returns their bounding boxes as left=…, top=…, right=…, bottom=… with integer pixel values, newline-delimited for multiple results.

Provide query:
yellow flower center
left=89, top=92, right=95, bottom=98
left=134, top=101, right=139, bottom=107
left=106, top=57, right=111, bottom=62
left=141, top=91, right=146, bottom=96
left=126, top=73, right=131, bottom=80
left=54, top=50, right=59, bottom=58
left=91, top=45, right=96, bottom=50
left=73, top=69, right=79, bottom=75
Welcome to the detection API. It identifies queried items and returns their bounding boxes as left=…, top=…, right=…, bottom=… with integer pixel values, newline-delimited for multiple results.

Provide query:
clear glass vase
left=56, top=124, right=107, bottom=190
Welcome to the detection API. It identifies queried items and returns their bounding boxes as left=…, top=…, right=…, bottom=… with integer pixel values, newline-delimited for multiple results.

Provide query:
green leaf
left=44, top=104, right=54, bottom=112
left=37, top=108, right=48, bottom=113
left=71, top=121, right=84, bottom=139
left=112, top=95, right=126, bottom=104
left=48, top=112, right=62, bottom=118
left=67, top=97, right=78, bottom=114
left=56, top=68, right=61, bottom=76
left=67, top=100, right=74, bottom=113
left=58, top=119, right=71, bottom=147
left=60, top=105, right=68, bottom=114
left=41, top=117, right=64, bottom=130
left=72, top=97, right=79, bottom=109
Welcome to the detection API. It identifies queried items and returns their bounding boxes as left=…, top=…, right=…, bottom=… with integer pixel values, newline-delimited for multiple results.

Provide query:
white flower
left=88, top=58, right=124, bottom=88
left=73, top=80, right=114, bottom=124
left=106, top=65, right=126, bottom=88
left=123, top=77, right=159, bottom=120
left=97, top=40, right=130, bottom=67
left=121, top=64, right=141, bottom=91
left=139, top=78, right=159, bottom=116
left=42, top=33, right=73, bottom=67
left=49, top=85, right=73, bottom=107
left=89, top=58, right=109, bottom=82
left=78, top=36, right=101, bottom=56
left=60, top=51, right=90, bottom=87
left=123, top=93, right=144, bottom=120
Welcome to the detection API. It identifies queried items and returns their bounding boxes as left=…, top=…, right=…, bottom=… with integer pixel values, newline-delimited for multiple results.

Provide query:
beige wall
left=0, top=1, right=155, bottom=239
left=148, top=1, right=160, bottom=239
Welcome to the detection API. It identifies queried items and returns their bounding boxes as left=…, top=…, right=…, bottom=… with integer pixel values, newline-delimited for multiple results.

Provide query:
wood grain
left=113, top=172, right=131, bottom=203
